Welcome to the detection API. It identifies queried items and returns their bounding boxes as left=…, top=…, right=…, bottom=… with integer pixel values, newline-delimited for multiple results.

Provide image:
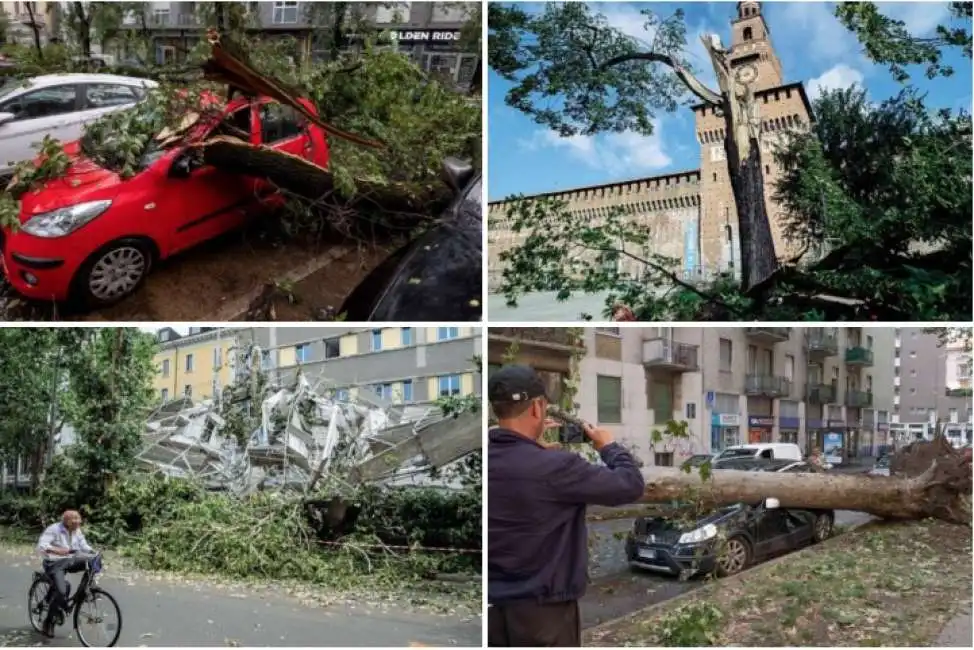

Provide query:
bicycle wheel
left=27, top=578, right=51, bottom=634
left=73, top=587, right=122, bottom=648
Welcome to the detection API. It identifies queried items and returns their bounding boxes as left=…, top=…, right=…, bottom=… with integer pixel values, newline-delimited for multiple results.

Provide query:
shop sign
left=719, top=413, right=740, bottom=427
left=779, top=416, right=801, bottom=429
left=828, top=419, right=846, bottom=428
left=389, top=30, right=462, bottom=42
left=806, top=418, right=824, bottom=429
left=748, top=416, right=774, bottom=428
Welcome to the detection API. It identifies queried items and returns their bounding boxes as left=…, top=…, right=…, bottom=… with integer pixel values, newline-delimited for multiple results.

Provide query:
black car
left=681, top=454, right=717, bottom=470
left=338, top=158, right=481, bottom=321
left=625, top=459, right=834, bottom=578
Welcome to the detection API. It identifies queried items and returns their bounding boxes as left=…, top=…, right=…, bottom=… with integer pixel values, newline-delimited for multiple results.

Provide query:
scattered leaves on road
left=586, top=519, right=971, bottom=646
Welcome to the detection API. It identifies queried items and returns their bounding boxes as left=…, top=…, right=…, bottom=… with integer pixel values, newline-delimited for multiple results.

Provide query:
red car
left=0, top=94, right=329, bottom=308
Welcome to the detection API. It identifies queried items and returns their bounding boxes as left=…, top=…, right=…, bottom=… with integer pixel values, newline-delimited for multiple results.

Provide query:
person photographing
left=487, top=364, right=646, bottom=647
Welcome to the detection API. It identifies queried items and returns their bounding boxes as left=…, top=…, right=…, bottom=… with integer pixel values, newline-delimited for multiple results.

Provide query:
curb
left=584, top=516, right=876, bottom=636
left=205, top=245, right=354, bottom=321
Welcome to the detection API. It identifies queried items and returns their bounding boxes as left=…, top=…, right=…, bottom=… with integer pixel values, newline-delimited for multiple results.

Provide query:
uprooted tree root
left=890, top=436, right=972, bottom=525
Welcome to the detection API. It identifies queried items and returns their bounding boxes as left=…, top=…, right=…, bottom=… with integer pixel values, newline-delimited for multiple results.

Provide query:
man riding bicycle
left=36, top=510, right=95, bottom=638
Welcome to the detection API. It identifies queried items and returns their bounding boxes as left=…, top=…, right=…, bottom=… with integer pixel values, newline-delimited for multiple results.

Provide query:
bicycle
left=27, top=552, right=123, bottom=647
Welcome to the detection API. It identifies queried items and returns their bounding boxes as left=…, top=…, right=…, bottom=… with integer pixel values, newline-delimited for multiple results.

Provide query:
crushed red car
left=1, top=95, right=328, bottom=307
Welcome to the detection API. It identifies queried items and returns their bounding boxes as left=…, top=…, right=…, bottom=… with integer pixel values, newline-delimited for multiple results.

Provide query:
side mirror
left=440, top=156, right=474, bottom=194
left=0, top=112, right=16, bottom=127
left=764, top=497, right=780, bottom=510
left=169, top=155, right=193, bottom=179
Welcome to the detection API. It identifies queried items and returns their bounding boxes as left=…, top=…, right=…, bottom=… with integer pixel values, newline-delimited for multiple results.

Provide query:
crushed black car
left=625, top=459, right=834, bottom=578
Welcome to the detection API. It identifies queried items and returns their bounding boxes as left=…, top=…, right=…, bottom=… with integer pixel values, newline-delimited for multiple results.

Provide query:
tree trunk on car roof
left=643, top=441, right=971, bottom=526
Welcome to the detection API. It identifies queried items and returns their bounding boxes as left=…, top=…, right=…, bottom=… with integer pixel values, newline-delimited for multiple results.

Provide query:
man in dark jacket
left=487, top=364, right=646, bottom=647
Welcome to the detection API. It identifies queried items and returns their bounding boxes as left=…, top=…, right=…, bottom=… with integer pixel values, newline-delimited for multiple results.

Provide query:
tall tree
left=489, top=2, right=972, bottom=321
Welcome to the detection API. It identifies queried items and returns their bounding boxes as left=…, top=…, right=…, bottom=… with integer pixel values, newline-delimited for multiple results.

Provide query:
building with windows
left=234, top=326, right=481, bottom=404
left=116, top=1, right=479, bottom=91
left=892, top=328, right=973, bottom=445
left=152, top=327, right=235, bottom=403
left=487, top=327, right=895, bottom=467
left=487, top=0, right=813, bottom=291
left=0, top=2, right=59, bottom=48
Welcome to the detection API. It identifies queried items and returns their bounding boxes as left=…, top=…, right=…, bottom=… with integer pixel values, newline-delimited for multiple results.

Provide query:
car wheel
left=75, top=238, right=154, bottom=308
left=812, top=513, right=833, bottom=543
left=715, top=536, right=751, bottom=577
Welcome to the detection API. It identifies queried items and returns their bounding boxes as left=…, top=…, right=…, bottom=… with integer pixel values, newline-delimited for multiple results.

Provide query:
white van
left=715, top=443, right=803, bottom=462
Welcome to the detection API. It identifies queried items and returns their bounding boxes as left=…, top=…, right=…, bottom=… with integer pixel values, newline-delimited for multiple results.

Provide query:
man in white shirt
left=36, top=510, right=94, bottom=637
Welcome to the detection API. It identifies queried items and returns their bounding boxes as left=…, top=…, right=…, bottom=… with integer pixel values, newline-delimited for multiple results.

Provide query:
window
left=185, top=354, right=194, bottom=372
left=438, top=327, right=460, bottom=341
left=184, top=384, right=192, bottom=397
left=375, top=1, right=411, bottom=23
left=596, top=327, right=620, bottom=336
left=374, top=383, right=393, bottom=400
left=272, top=1, right=298, bottom=24
left=438, top=375, right=462, bottom=397
left=596, top=375, right=622, bottom=423
left=431, top=4, right=469, bottom=21
left=213, top=347, right=222, bottom=368
left=0, top=85, right=78, bottom=121
left=743, top=26, right=753, bottom=40
left=401, top=328, right=413, bottom=346
left=161, top=359, right=170, bottom=378
left=261, top=350, right=272, bottom=370
left=152, top=8, right=170, bottom=25
left=866, top=335, right=874, bottom=349
left=719, top=338, right=733, bottom=372
left=949, top=408, right=958, bottom=423
left=746, top=345, right=757, bottom=373
left=654, top=452, right=674, bottom=467
left=295, top=343, right=310, bottom=363
left=84, top=84, right=137, bottom=109
left=336, top=388, right=350, bottom=401
left=371, top=330, right=383, bottom=351
left=157, top=45, right=176, bottom=66
left=866, top=375, right=873, bottom=391
left=160, top=388, right=169, bottom=401
left=260, top=103, right=304, bottom=143
left=323, top=338, right=340, bottom=359
left=686, top=402, right=697, bottom=419
left=784, top=354, right=795, bottom=381
left=402, top=379, right=413, bottom=402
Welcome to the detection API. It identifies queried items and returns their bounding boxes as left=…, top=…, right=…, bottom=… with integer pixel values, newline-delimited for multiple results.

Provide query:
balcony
left=745, top=327, right=791, bottom=343
left=845, top=346, right=874, bottom=367
left=946, top=387, right=973, bottom=398
left=805, top=329, right=838, bottom=359
left=745, top=374, right=792, bottom=398
left=845, top=390, right=874, bottom=408
left=489, top=328, right=584, bottom=349
left=806, top=384, right=835, bottom=404
left=642, top=339, right=699, bottom=372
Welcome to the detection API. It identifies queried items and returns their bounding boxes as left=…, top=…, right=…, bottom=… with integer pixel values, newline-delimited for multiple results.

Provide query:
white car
left=0, top=73, right=158, bottom=176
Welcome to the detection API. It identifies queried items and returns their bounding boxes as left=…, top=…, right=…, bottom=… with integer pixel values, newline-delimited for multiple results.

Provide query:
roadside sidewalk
left=936, top=608, right=973, bottom=647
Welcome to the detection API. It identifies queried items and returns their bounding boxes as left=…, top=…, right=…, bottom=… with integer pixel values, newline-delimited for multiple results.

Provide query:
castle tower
left=693, top=0, right=813, bottom=278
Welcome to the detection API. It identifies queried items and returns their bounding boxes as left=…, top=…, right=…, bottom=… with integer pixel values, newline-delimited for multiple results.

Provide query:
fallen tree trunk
left=641, top=455, right=971, bottom=526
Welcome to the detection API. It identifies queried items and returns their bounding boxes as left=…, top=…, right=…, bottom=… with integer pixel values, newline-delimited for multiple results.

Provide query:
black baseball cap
left=488, top=364, right=550, bottom=404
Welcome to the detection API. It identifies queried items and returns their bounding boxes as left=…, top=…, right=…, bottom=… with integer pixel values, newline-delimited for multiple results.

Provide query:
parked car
left=681, top=453, right=719, bottom=470
left=339, top=157, right=481, bottom=321
left=0, top=73, right=157, bottom=177
left=1, top=95, right=329, bottom=308
left=869, top=455, right=891, bottom=476
left=625, top=460, right=834, bottom=578
left=714, top=442, right=803, bottom=463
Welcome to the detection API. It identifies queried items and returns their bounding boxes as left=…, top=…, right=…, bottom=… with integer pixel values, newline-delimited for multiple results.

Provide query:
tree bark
left=25, top=4, right=43, bottom=60
left=72, top=2, right=92, bottom=60
left=640, top=457, right=971, bottom=526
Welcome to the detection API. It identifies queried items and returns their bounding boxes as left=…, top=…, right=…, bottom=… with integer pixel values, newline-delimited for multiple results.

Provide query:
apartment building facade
left=487, top=327, right=895, bottom=467
left=152, top=326, right=235, bottom=402
left=892, top=328, right=973, bottom=445
left=234, top=326, right=482, bottom=404
left=118, top=1, right=478, bottom=89
left=0, top=1, right=58, bottom=47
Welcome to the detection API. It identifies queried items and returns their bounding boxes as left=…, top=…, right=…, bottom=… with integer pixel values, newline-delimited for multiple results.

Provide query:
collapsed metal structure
left=135, top=345, right=480, bottom=495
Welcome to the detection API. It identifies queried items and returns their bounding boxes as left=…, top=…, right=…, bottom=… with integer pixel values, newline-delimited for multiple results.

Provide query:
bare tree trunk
left=72, top=2, right=92, bottom=59
left=641, top=452, right=971, bottom=526
left=25, top=4, right=43, bottom=60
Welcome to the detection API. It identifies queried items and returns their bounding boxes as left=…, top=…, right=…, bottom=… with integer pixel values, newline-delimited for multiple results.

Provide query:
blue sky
left=488, top=1, right=973, bottom=200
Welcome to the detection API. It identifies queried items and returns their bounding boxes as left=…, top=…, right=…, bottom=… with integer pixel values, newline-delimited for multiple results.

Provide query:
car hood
left=635, top=504, right=743, bottom=543
left=16, top=141, right=126, bottom=221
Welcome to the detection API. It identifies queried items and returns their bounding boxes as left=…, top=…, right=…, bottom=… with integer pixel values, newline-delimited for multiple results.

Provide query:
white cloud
left=519, top=121, right=672, bottom=175
left=806, top=64, right=866, bottom=100
left=767, top=1, right=862, bottom=64
left=880, top=1, right=951, bottom=37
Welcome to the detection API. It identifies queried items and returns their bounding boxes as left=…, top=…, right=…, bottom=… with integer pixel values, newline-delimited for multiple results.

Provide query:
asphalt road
left=581, top=510, right=873, bottom=629
left=0, top=549, right=480, bottom=647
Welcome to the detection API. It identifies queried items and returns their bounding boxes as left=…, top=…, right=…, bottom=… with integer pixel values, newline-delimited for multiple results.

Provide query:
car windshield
left=0, top=77, right=29, bottom=102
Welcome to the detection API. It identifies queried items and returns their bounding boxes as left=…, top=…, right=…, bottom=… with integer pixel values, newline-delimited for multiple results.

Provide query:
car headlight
left=21, top=200, right=112, bottom=238
left=678, top=523, right=718, bottom=545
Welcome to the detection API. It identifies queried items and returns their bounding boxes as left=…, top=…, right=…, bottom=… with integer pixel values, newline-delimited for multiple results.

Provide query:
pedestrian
left=809, top=446, right=824, bottom=468
left=487, top=364, right=646, bottom=647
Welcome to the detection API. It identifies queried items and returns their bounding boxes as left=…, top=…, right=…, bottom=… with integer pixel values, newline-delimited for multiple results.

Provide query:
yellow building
left=152, top=327, right=236, bottom=403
